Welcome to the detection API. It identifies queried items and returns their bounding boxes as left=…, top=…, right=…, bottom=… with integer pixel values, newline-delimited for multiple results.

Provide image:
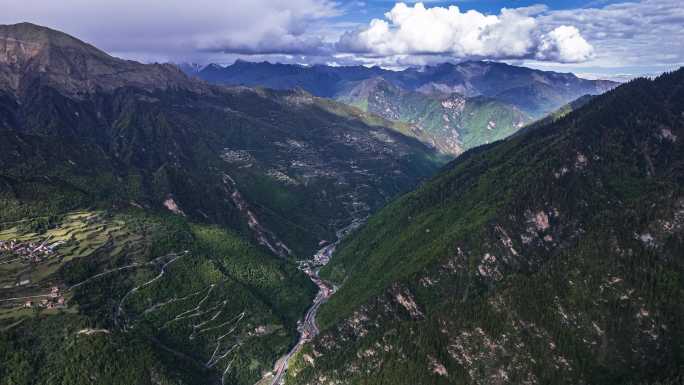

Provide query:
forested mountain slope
left=0, top=23, right=442, bottom=385
left=286, top=69, right=684, bottom=385
left=0, top=23, right=442, bottom=258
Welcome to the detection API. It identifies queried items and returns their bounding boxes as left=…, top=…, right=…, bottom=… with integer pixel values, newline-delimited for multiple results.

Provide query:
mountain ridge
left=190, top=59, right=617, bottom=117
left=0, top=22, right=203, bottom=98
left=190, top=59, right=616, bottom=155
left=337, top=76, right=532, bottom=154
left=286, top=68, right=684, bottom=385
left=0, top=23, right=444, bottom=385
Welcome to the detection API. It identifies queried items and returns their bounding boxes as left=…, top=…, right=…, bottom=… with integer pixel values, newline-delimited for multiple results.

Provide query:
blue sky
left=0, top=0, right=681, bottom=80
left=339, top=0, right=629, bottom=17
left=326, top=0, right=681, bottom=78
left=333, top=0, right=636, bottom=24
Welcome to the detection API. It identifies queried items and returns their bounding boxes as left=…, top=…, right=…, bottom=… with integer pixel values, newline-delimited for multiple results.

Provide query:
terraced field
left=0, top=210, right=149, bottom=317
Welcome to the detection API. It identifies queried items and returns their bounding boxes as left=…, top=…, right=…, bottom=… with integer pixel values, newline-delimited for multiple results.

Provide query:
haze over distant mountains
left=182, top=60, right=615, bottom=115
left=183, top=60, right=616, bottom=155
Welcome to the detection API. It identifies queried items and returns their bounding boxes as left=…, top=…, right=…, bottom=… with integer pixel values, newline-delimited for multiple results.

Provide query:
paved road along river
left=263, top=220, right=364, bottom=385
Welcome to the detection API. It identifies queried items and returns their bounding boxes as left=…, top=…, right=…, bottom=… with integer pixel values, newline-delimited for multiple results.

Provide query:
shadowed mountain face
left=191, top=60, right=616, bottom=155
left=0, top=23, right=200, bottom=97
left=194, top=60, right=387, bottom=98
left=0, top=23, right=443, bottom=258
left=0, top=23, right=443, bottom=385
left=286, top=69, right=684, bottom=385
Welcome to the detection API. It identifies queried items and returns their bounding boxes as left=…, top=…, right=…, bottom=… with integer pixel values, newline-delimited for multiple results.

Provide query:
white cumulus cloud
left=1, top=0, right=679, bottom=74
left=536, top=26, right=594, bottom=63
left=337, top=2, right=594, bottom=63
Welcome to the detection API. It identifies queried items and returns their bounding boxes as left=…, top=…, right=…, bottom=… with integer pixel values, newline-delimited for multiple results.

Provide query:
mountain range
left=336, top=77, right=532, bottom=154
left=0, top=21, right=681, bottom=385
left=0, top=22, right=443, bottom=257
left=0, top=23, right=441, bottom=385
left=187, top=60, right=616, bottom=155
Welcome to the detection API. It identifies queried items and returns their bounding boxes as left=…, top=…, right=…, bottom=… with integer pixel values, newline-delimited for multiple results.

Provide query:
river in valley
left=260, top=219, right=364, bottom=385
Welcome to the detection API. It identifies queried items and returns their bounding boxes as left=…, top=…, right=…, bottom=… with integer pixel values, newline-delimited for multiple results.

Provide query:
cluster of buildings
left=24, top=286, right=66, bottom=310
left=0, top=238, right=59, bottom=263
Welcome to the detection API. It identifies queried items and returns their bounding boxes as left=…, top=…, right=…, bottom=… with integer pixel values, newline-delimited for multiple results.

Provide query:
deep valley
left=0, top=12, right=682, bottom=385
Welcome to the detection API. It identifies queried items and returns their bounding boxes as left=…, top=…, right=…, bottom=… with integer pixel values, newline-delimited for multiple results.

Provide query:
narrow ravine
left=259, top=219, right=364, bottom=385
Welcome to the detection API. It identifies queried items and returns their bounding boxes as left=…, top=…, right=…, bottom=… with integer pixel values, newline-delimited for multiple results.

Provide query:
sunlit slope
left=288, top=70, right=684, bottom=385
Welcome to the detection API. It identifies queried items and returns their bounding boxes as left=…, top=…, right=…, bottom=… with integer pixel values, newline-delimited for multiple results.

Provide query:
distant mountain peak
left=0, top=22, right=111, bottom=64
left=2, top=22, right=87, bottom=44
left=343, top=76, right=399, bottom=100
left=175, top=62, right=206, bottom=75
left=0, top=22, right=202, bottom=97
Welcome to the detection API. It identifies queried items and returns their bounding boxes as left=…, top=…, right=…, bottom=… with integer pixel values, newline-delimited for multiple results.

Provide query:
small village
left=24, top=286, right=67, bottom=310
left=0, top=238, right=69, bottom=311
left=0, top=238, right=63, bottom=264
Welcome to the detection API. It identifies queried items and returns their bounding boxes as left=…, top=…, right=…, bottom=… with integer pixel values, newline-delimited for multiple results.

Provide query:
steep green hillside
left=0, top=84, right=441, bottom=258
left=0, top=23, right=443, bottom=385
left=0, top=24, right=443, bottom=258
left=0, top=210, right=316, bottom=385
left=515, top=94, right=596, bottom=137
left=287, top=70, right=684, bottom=385
left=337, top=77, right=531, bottom=155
